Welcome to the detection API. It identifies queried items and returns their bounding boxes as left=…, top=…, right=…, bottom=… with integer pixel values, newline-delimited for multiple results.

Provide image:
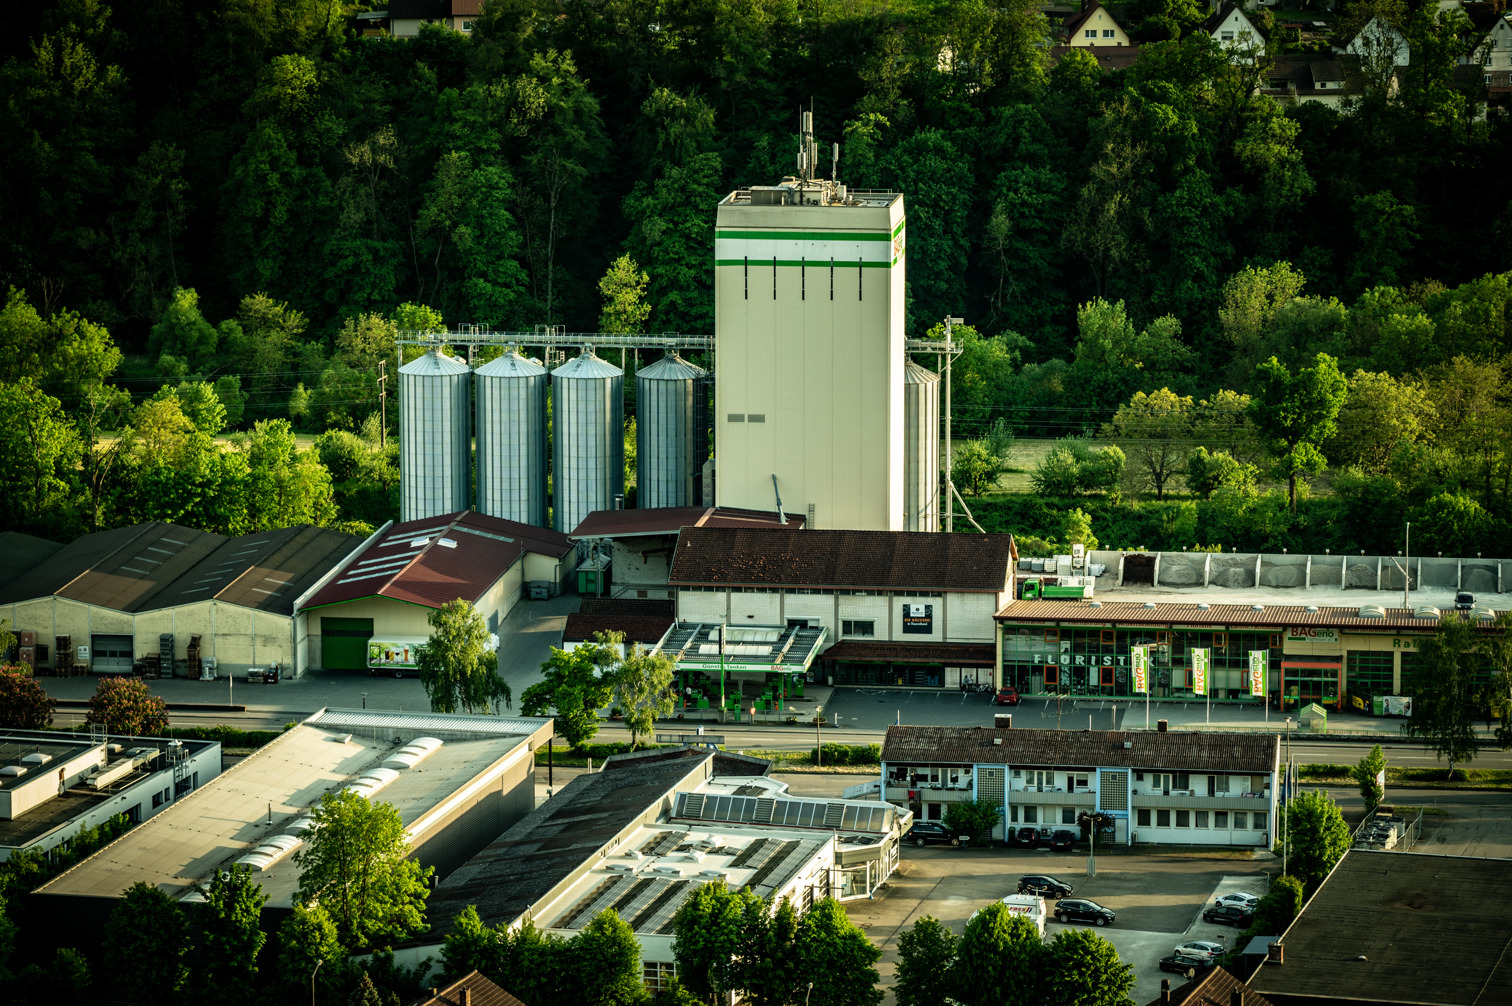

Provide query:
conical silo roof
left=638, top=353, right=707, bottom=381
left=553, top=351, right=624, bottom=380
left=904, top=360, right=940, bottom=384
left=476, top=349, right=547, bottom=378
left=399, top=348, right=470, bottom=375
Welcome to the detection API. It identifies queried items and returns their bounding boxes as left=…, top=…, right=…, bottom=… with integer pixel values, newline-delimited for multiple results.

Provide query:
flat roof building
left=0, top=730, right=220, bottom=862
left=881, top=724, right=1277, bottom=846
left=33, top=708, right=553, bottom=938
left=401, top=747, right=906, bottom=981
left=1248, top=849, right=1512, bottom=1005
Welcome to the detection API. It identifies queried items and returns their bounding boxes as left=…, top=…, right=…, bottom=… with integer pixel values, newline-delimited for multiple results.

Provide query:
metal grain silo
left=636, top=353, right=709, bottom=509
left=475, top=350, right=548, bottom=526
left=903, top=360, right=940, bottom=532
left=552, top=350, right=624, bottom=533
left=399, top=348, right=472, bottom=522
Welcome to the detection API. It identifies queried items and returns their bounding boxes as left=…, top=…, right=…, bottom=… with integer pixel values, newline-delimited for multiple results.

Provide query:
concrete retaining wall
left=1208, top=554, right=1258, bottom=589
left=1257, top=555, right=1308, bottom=588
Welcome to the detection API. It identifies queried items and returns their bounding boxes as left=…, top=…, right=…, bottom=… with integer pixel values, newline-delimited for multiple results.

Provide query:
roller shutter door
left=90, top=634, right=134, bottom=674
left=320, top=617, right=374, bottom=670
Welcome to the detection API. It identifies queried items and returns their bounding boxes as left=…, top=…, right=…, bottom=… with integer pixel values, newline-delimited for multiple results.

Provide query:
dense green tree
left=1404, top=616, right=1494, bottom=778
left=0, top=669, right=55, bottom=729
left=522, top=633, right=620, bottom=750
left=417, top=599, right=510, bottom=715
left=294, top=790, right=433, bottom=950
left=568, top=910, right=649, bottom=1006
left=598, top=255, right=652, bottom=334
left=1280, top=790, right=1351, bottom=893
left=882, top=130, right=973, bottom=335
left=1409, top=493, right=1497, bottom=557
left=942, top=797, right=1004, bottom=842
left=728, top=896, right=803, bottom=1006
left=953, top=440, right=1003, bottom=497
left=894, top=916, right=957, bottom=1006
left=1248, top=353, right=1348, bottom=509
left=103, top=882, right=189, bottom=1005
left=950, top=903, right=1044, bottom=1006
left=1353, top=744, right=1387, bottom=813
left=1185, top=447, right=1258, bottom=500
left=276, top=903, right=349, bottom=1006
left=188, top=865, right=269, bottom=1006
left=614, top=644, right=676, bottom=748
left=148, top=288, right=219, bottom=372
left=441, top=907, right=567, bottom=1004
left=1102, top=389, right=1194, bottom=500
left=85, top=677, right=169, bottom=735
left=795, top=899, right=883, bottom=1006
left=1330, top=371, right=1434, bottom=474
left=670, top=881, right=761, bottom=1002
left=1042, top=928, right=1134, bottom=1006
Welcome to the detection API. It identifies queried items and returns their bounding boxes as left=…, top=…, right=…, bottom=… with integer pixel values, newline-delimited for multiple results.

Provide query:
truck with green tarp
left=1020, top=576, right=1094, bottom=600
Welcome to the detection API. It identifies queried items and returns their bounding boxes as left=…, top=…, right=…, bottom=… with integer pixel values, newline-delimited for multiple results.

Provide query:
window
left=927, top=802, right=942, bottom=820
left=1135, top=772, right=1145, bottom=781
left=1062, top=807, right=1077, bottom=824
left=1085, top=28, right=1097, bottom=38
left=1024, top=806, right=1038, bottom=824
left=1156, top=809, right=1171, bottom=827
left=1071, top=773, right=1089, bottom=791
left=151, top=791, right=164, bottom=808
left=1176, top=810, right=1191, bottom=828
left=1151, top=773, right=1173, bottom=792
left=1044, top=628, right=1059, bottom=644
left=1157, top=631, right=1173, bottom=645
left=1196, top=811, right=1209, bottom=829
left=1214, top=632, right=1227, bottom=648
left=1137, top=808, right=1151, bottom=827
left=1101, top=629, right=1115, bottom=645
left=1233, top=812, right=1248, bottom=830
left=1254, top=811, right=1268, bottom=830
left=1010, top=805, right=1019, bottom=822
left=642, top=962, right=676, bottom=991
left=1270, top=633, right=1283, bottom=648
left=1215, top=811, right=1229, bottom=828
left=1222, top=30, right=1234, bottom=40
left=1103, top=28, right=1115, bottom=37
left=842, top=619, right=875, bottom=637
left=461, top=19, right=474, bottom=30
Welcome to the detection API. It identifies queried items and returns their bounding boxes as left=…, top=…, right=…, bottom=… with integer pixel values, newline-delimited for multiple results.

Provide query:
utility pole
left=377, top=359, right=388, bottom=450
left=942, top=316, right=963, bottom=533
left=1284, top=716, right=1292, bottom=878
left=1403, top=522, right=1411, bottom=608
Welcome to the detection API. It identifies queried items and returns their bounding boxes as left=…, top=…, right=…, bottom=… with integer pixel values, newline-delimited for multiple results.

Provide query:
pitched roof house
left=1061, top=1, right=1134, bottom=47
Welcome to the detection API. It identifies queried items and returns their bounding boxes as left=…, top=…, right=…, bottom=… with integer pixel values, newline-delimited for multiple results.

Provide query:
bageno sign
left=1286, top=627, right=1338, bottom=642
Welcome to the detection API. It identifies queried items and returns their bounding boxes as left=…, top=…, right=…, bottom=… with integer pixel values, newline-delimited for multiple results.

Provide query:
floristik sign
left=1248, top=650, right=1268, bottom=696
left=1191, top=648, right=1209, bottom=696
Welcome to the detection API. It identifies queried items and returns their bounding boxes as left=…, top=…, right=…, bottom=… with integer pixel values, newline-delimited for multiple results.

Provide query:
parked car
left=1159, top=954, right=1218, bottom=976
left=1053, top=899, right=1116, bottom=926
left=1214, top=893, right=1260, bottom=909
left=1173, top=941, right=1226, bottom=960
left=994, top=686, right=1021, bottom=706
left=906, top=821, right=960, bottom=847
left=1202, top=905, right=1254, bottom=926
left=1019, top=875, right=1074, bottom=898
left=1010, top=827, right=1041, bottom=846
left=1456, top=591, right=1475, bottom=611
left=1048, top=829, right=1077, bottom=851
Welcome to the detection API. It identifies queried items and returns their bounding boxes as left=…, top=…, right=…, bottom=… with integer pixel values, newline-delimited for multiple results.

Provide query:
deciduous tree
left=614, top=644, right=675, bottom=749
left=1248, top=353, right=1348, bottom=509
left=294, top=791, right=433, bottom=950
left=85, top=677, right=168, bottom=735
left=523, top=633, right=619, bottom=750
left=942, top=798, right=1004, bottom=843
left=1102, top=389, right=1195, bottom=500
left=1353, top=744, right=1387, bottom=812
left=0, top=668, right=54, bottom=729
left=949, top=903, right=1044, bottom=1006
left=103, top=882, right=189, bottom=1005
left=1403, top=616, right=1488, bottom=779
left=894, top=916, right=957, bottom=1006
left=188, top=864, right=269, bottom=1006
left=795, top=898, right=883, bottom=1006
left=1280, top=790, right=1351, bottom=893
left=417, top=599, right=510, bottom=715
left=671, top=881, right=761, bottom=1002
left=1042, top=928, right=1134, bottom=1006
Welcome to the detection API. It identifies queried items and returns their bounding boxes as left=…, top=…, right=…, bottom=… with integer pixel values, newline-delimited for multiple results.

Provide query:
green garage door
left=321, top=617, right=373, bottom=670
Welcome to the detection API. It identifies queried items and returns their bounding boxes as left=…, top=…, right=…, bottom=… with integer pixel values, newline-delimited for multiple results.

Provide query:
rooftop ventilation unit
left=1306, top=605, right=1319, bottom=613
left=1198, top=603, right=1210, bottom=610
left=1359, top=604, right=1386, bottom=619
left=383, top=736, right=444, bottom=770
left=1144, top=602, right=1157, bottom=609
left=605, top=864, right=637, bottom=874
left=0, top=765, right=26, bottom=777
left=649, top=866, right=683, bottom=877
left=1413, top=606, right=1441, bottom=620
left=87, top=760, right=138, bottom=789
left=21, top=752, right=53, bottom=765
left=1252, top=604, right=1265, bottom=612
left=698, top=870, right=730, bottom=881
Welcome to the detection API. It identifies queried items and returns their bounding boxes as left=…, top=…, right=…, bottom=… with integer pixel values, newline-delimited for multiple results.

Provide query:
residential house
left=389, top=0, right=483, bottom=37
left=1047, top=45, right=1143, bottom=73
left=880, top=724, right=1278, bottom=846
left=1203, top=2, right=1265, bottom=58
left=1061, top=1, right=1134, bottom=47
left=1262, top=54, right=1364, bottom=108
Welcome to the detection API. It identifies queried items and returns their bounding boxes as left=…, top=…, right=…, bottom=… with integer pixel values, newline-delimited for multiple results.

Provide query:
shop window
left=1156, top=809, right=1171, bottom=827
left=1100, top=629, right=1115, bottom=645
left=1023, top=806, right=1038, bottom=824
left=842, top=619, right=875, bottom=637
left=1156, top=631, right=1173, bottom=645
left=1137, top=808, right=1151, bottom=827
left=1233, top=812, right=1248, bottom=829
left=1176, top=810, right=1190, bottom=828
left=1215, top=811, right=1229, bottom=829
left=1101, top=666, right=1114, bottom=686
left=1062, top=807, right=1076, bottom=824
left=1195, top=811, right=1209, bottom=829
left=642, top=962, right=676, bottom=991
left=1213, top=632, right=1227, bottom=648
left=1044, top=667, right=1058, bottom=686
left=1044, top=628, right=1059, bottom=644
left=1270, top=633, right=1283, bottom=648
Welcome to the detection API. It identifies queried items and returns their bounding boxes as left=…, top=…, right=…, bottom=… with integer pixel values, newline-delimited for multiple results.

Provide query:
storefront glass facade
left=1001, top=624, right=1282, bottom=701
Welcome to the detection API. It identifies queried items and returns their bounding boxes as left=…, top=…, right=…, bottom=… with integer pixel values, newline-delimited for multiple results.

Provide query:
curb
left=53, top=699, right=248, bottom=713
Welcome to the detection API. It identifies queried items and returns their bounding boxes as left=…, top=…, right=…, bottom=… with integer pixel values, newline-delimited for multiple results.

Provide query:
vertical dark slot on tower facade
left=858, top=259, right=863, bottom=300
left=773, top=256, right=778, bottom=299
left=801, top=259, right=806, bottom=300
left=829, top=258, right=834, bottom=300
left=744, top=257, right=748, bottom=300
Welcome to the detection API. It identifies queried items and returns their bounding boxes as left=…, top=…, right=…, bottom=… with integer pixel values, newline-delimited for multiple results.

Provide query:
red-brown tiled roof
left=824, top=641, right=997, bottom=666
left=994, top=599, right=1505, bottom=631
left=1142, top=967, right=1273, bottom=1006
left=669, top=527, right=1016, bottom=592
left=570, top=506, right=803, bottom=538
left=1048, top=44, right=1142, bottom=71
left=300, top=512, right=558, bottom=611
left=882, top=725, right=1278, bottom=774
left=407, top=972, right=526, bottom=1006
left=577, top=597, right=676, bottom=617
left=562, top=613, right=675, bottom=645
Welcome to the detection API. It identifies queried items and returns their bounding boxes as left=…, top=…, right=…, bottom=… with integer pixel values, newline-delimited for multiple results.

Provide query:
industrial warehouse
left=32, top=708, right=553, bottom=937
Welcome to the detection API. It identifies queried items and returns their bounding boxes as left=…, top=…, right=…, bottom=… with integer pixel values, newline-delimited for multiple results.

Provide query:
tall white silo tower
left=636, top=353, right=709, bottom=509
left=399, top=348, right=472, bottom=522
left=902, top=360, right=940, bottom=532
left=552, top=351, right=625, bottom=533
left=475, top=350, right=548, bottom=527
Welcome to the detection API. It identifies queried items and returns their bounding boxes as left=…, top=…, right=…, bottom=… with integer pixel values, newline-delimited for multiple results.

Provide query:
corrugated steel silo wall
left=399, top=353, right=472, bottom=522
left=636, top=355, right=709, bottom=509
left=552, top=353, right=625, bottom=533
left=903, top=361, right=940, bottom=532
left=475, top=353, right=548, bottom=526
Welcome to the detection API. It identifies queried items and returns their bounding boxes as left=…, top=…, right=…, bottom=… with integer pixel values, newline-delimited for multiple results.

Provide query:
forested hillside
left=1, top=0, right=1509, bottom=553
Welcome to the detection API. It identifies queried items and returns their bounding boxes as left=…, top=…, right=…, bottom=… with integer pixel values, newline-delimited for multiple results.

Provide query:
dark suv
left=1202, top=904, right=1254, bottom=927
left=906, top=821, right=960, bottom=847
left=1048, top=829, right=1077, bottom=851
left=1018, top=875, right=1074, bottom=898
left=1009, top=827, right=1041, bottom=846
left=1053, top=899, right=1116, bottom=926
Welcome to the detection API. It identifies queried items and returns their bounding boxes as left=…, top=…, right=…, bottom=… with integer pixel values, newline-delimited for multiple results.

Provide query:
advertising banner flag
left=1192, top=648, right=1210, bottom=697
left=1132, top=645, right=1149, bottom=694
left=1248, top=650, right=1268, bottom=697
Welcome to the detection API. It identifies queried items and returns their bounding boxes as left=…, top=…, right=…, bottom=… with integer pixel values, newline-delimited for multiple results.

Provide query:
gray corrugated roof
left=0, top=531, right=64, bottom=589
left=882, top=725, right=1277, bottom=774
left=147, top=525, right=361, bottom=615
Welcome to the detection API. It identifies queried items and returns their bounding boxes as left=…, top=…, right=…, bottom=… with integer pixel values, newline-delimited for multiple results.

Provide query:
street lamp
left=361, top=691, right=367, bottom=709
left=311, top=959, right=323, bottom=1006
left=1284, top=716, right=1293, bottom=878
left=815, top=705, right=824, bottom=767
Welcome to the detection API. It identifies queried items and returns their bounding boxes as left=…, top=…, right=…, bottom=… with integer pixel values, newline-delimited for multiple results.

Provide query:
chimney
left=1160, top=978, right=1171, bottom=1002
left=1157, top=719, right=1168, bottom=733
left=1231, top=989, right=1245, bottom=1006
left=460, top=989, right=471, bottom=1006
left=1268, top=942, right=1284, bottom=964
left=995, top=714, right=1013, bottom=729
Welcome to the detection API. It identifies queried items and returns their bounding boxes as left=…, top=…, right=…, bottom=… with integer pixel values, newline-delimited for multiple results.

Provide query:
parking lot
left=847, top=843, right=1274, bottom=1002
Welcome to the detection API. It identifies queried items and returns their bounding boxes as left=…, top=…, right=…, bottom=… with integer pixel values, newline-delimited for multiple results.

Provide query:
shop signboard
left=1131, top=645, right=1149, bottom=694
left=1287, top=627, right=1338, bottom=643
left=901, top=604, right=933, bottom=635
left=1248, top=650, right=1268, bottom=697
left=1191, top=648, right=1209, bottom=696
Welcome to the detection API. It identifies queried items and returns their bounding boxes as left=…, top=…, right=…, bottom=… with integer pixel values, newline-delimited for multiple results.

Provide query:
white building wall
left=678, top=591, right=728, bottom=624
left=947, top=592, right=999, bottom=642
left=729, top=590, right=782, bottom=624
